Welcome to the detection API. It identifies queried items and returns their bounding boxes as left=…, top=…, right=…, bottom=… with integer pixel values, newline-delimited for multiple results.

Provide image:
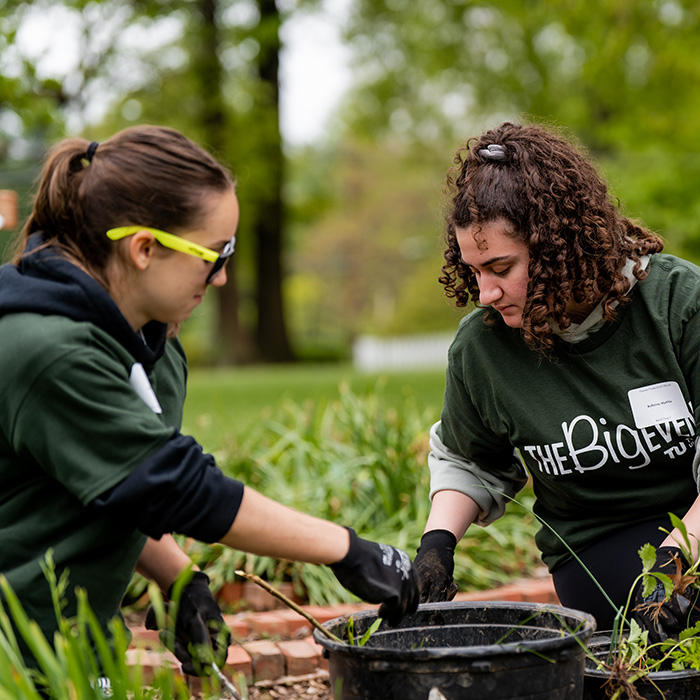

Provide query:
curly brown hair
left=440, top=121, right=663, bottom=353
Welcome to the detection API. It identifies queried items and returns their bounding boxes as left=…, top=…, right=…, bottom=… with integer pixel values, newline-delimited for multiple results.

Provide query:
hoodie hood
left=0, top=232, right=167, bottom=367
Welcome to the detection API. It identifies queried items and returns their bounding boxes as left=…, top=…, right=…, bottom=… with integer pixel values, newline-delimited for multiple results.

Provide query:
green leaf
left=642, top=572, right=674, bottom=599
left=346, top=616, right=355, bottom=646
left=668, top=512, right=696, bottom=566
left=638, top=543, right=657, bottom=574
left=358, top=618, right=382, bottom=647
left=679, top=621, right=700, bottom=641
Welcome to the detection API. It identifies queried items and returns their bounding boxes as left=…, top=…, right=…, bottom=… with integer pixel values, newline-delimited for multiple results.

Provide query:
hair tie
left=478, top=144, right=507, bottom=162
left=85, top=141, right=100, bottom=163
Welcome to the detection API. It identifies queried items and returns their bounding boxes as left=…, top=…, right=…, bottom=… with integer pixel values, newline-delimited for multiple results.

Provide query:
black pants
left=551, top=517, right=671, bottom=631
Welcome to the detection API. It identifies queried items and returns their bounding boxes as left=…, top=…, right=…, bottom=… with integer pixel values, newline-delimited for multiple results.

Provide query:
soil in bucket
left=313, top=600, right=596, bottom=700
left=583, top=631, right=700, bottom=700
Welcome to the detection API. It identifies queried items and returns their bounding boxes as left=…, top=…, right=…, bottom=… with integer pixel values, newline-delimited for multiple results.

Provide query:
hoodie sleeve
left=6, top=319, right=242, bottom=539
left=90, top=433, right=244, bottom=542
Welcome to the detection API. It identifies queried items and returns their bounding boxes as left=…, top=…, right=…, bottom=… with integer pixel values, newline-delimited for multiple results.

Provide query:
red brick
left=265, top=608, right=313, bottom=636
left=225, top=644, right=253, bottom=681
left=300, top=603, right=372, bottom=624
left=301, top=635, right=329, bottom=671
left=518, top=578, right=559, bottom=604
left=223, top=613, right=252, bottom=639
left=277, top=639, right=320, bottom=676
left=295, top=605, right=339, bottom=623
left=242, top=639, right=285, bottom=682
left=216, top=581, right=244, bottom=607
left=125, top=648, right=181, bottom=684
left=247, top=611, right=291, bottom=637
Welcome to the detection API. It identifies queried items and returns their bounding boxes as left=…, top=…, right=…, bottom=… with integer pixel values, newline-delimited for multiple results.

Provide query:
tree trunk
left=254, top=0, right=294, bottom=362
left=196, top=0, right=256, bottom=364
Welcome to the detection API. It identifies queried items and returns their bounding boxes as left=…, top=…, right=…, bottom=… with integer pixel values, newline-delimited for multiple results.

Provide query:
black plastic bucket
left=583, top=631, right=700, bottom=700
left=313, top=601, right=596, bottom=700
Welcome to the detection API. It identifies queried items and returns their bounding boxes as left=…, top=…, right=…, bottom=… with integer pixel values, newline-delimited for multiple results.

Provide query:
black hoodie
left=0, top=233, right=243, bottom=543
left=0, top=232, right=168, bottom=367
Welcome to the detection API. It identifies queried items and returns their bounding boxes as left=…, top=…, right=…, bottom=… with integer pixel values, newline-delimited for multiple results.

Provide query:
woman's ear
left=127, top=230, right=156, bottom=272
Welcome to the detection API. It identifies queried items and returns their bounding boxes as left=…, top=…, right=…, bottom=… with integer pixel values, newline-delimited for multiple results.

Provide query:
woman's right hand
left=414, top=529, right=459, bottom=603
left=330, top=528, right=420, bottom=625
left=633, top=545, right=700, bottom=643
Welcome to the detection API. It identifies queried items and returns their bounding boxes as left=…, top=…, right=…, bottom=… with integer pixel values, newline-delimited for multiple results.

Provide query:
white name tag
left=628, top=381, right=690, bottom=429
left=129, top=362, right=163, bottom=414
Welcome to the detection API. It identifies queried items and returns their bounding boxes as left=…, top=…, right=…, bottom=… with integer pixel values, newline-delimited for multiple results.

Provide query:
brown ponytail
left=13, top=125, right=234, bottom=284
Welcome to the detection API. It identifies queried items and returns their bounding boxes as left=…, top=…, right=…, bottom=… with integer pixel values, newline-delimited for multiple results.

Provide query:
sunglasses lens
left=206, top=237, right=236, bottom=283
left=206, top=257, right=227, bottom=284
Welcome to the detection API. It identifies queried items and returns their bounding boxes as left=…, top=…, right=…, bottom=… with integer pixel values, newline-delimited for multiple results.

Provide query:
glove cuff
left=167, top=570, right=210, bottom=599
left=331, top=527, right=359, bottom=569
left=418, top=529, right=457, bottom=553
left=656, top=545, right=690, bottom=570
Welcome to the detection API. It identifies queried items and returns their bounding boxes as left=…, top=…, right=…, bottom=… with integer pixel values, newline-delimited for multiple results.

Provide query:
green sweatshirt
left=0, top=313, right=187, bottom=644
left=434, top=253, right=700, bottom=571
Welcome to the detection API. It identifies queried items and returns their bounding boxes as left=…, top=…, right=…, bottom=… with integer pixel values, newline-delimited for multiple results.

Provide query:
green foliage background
left=3, top=1, right=700, bottom=359
left=176, top=367, right=541, bottom=606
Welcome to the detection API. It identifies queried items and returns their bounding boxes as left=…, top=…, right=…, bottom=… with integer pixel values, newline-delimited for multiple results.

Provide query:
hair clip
left=85, top=141, right=99, bottom=163
left=478, top=144, right=506, bottom=162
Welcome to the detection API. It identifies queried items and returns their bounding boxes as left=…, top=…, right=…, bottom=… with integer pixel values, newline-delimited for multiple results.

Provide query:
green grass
left=182, top=362, right=447, bottom=453
left=173, top=365, right=543, bottom=607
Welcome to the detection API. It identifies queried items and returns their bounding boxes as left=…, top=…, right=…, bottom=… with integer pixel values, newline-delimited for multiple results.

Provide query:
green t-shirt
left=0, top=312, right=187, bottom=644
left=438, top=254, right=700, bottom=570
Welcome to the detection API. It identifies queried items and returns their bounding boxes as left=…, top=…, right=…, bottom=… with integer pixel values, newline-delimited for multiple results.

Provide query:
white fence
left=352, top=332, right=454, bottom=372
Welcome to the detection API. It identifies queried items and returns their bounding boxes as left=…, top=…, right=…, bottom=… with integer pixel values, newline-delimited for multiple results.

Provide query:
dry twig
left=234, top=570, right=344, bottom=644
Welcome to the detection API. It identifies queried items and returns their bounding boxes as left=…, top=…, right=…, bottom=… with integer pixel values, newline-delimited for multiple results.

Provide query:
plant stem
left=234, top=570, right=344, bottom=644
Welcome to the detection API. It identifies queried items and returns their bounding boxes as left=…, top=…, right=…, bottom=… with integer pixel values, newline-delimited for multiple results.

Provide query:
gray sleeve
left=692, top=437, right=700, bottom=491
left=428, top=421, right=529, bottom=526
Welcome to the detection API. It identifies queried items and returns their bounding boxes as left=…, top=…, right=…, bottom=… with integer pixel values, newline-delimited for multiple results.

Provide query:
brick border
left=128, top=575, right=558, bottom=689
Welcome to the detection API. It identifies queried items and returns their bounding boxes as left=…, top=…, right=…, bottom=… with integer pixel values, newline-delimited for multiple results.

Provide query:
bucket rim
left=313, top=599, right=596, bottom=661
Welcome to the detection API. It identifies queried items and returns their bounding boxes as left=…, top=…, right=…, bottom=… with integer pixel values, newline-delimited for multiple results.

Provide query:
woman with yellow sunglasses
left=0, top=125, right=418, bottom=679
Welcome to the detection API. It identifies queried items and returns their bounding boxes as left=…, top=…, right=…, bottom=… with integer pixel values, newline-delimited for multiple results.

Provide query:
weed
left=345, top=616, right=382, bottom=647
left=0, top=552, right=199, bottom=699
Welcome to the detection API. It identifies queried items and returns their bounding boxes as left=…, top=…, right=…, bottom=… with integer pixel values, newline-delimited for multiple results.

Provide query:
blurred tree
left=0, top=0, right=299, bottom=363
left=340, top=0, right=700, bottom=154
left=287, top=0, right=700, bottom=352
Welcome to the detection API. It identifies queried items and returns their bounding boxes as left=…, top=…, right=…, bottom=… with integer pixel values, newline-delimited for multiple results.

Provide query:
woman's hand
left=146, top=571, right=231, bottom=676
left=633, top=546, right=700, bottom=643
left=414, top=529, right=459, bottom=603
left=331, top=528, right=420, bottom=625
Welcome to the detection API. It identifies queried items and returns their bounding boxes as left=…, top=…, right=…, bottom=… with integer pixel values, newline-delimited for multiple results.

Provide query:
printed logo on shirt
left=129, top=362, right=163, bottom=414
left=522, top=409, right=695, bottom=475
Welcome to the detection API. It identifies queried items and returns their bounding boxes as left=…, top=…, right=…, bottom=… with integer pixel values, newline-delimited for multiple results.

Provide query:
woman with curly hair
left=414, top=121, right=700, bottom=635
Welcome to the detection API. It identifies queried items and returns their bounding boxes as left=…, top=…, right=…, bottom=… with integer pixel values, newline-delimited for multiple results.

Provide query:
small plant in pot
left=584, top=515, right=700, bottom=700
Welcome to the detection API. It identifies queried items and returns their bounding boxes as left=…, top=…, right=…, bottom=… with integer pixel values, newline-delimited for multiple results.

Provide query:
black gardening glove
left=633, top=546, right=700, bottom=644
left=145, top=571, right=231, bottom=676
left=414, top=529, right=459, bottom=603
left=331, top=528, right=420, bottom=625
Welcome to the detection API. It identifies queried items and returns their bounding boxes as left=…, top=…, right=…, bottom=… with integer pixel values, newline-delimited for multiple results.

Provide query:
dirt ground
left=245, top=673, right=331, bottom=700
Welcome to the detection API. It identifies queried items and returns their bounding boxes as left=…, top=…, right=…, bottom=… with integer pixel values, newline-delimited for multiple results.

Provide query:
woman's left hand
left=146, top=571, right=231, bottom=676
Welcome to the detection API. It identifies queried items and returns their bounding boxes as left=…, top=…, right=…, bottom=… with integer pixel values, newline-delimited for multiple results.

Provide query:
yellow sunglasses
left=106, top=226, right=235, bottom=283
